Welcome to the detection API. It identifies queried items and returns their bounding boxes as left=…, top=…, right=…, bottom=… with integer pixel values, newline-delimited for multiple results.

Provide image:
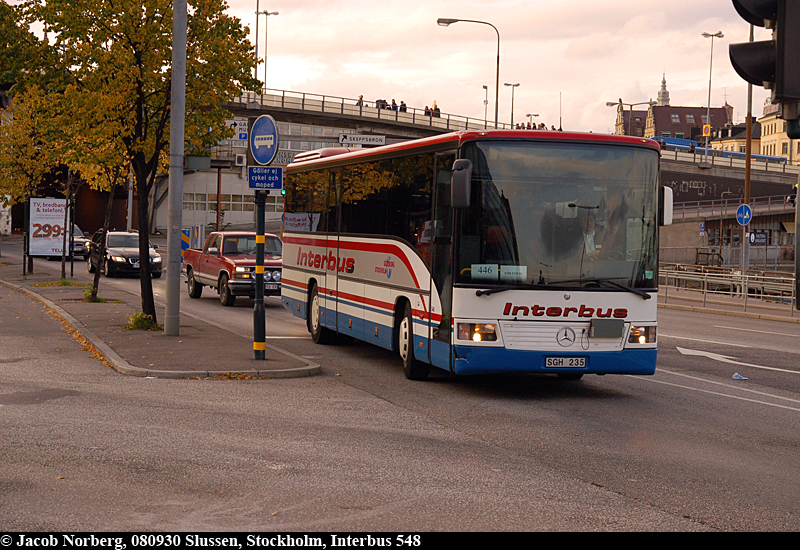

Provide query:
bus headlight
left=628, top=325, right=656, bottom=345
left=457, top=323, right=498, bottom=342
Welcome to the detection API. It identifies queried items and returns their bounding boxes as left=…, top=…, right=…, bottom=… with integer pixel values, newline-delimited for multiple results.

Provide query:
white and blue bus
left=281, top=130, right=672, bottom=380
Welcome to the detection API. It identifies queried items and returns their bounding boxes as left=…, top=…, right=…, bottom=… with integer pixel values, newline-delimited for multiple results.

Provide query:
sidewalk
left=0, top=242, right=319, bottom=379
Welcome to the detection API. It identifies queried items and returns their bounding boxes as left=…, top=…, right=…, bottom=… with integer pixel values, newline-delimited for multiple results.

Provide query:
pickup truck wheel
left=187, top=268, right=203, bottom=298
left=219, top=274, right=236, bottom=306
left=309, top=284, right=334, bottom=344
left=398, top=302, right=429, bottom=381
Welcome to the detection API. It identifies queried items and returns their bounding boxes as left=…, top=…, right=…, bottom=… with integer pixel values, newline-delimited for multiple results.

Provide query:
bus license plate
left=545, top=357, right=586, bottom=368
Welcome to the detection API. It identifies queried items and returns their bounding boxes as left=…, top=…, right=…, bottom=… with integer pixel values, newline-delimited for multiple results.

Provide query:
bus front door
left=428, top=152, right=456, bottom=371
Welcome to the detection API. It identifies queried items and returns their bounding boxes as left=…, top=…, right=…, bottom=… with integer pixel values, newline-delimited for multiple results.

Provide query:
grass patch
left=123, top=310, right=163, bottom=331
left=32, top=279, right=89, bottom=288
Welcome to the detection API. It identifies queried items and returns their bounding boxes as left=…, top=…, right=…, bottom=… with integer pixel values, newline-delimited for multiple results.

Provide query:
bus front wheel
left=398, top=302, right=430, bottom=381
left=309, top=284, right=335, bottom=344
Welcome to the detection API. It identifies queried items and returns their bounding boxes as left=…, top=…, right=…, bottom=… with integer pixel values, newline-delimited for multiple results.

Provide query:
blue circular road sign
left=249, top=115, right=279, bottom=166
left=736, top=203, right=752, bottom=226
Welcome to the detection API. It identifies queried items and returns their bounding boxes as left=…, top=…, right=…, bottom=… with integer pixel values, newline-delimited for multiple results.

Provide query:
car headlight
left=152, top=256, right=162, bottom=263
left=111, top=256, right=126, bottom=263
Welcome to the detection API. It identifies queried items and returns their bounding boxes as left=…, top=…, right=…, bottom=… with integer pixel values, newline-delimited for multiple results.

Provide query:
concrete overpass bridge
left=223, top=88, right=509, bottom=145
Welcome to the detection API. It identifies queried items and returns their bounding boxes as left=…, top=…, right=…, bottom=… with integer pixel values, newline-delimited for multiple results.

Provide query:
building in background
left=759, top=102, right=800, bottom=165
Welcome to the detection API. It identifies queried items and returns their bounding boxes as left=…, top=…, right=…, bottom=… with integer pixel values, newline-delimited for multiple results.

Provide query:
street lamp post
left=526, top=113, right=539, bottom=127
left=259, top=10, right=278, bottom=88
left=438, top=18, right=500, bottom=128
left=605, top=99, right=656, bottom=136
left=702, top=31, right=724, bottom=165
left=254, top=0, right=260, bottom=82
left=505, top=83, right=519, bottom=127
left=483, top=85, right=488, bottom=129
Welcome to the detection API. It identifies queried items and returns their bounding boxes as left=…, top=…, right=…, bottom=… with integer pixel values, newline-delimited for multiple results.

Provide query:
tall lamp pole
left=702, top=31, right=724, bottom=165
left=254, top=1, right=259, bottom=81
left=260, top=10, right=278, bottom=88
left=505, top=83, right=519, bottom=127
left=483, top=85, right=488, bottom=129
left=438, top=18, right=500, bottom=128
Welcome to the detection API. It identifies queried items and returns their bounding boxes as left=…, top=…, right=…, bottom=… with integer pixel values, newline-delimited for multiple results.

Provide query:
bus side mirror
left=660, top=185, right=673, bottom=226
left=451, top=159, right=473, bottom=209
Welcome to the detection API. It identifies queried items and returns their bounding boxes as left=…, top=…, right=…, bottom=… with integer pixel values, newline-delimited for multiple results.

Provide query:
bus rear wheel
left=398, top=302, right=429, bottom=381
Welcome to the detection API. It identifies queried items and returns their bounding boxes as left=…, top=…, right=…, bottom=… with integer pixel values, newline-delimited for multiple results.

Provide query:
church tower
left=657, top=74, right=670, bottom=106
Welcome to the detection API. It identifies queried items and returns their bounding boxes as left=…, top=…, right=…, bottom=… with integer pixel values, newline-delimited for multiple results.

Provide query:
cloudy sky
left=225, top=0, right=773, bottom=133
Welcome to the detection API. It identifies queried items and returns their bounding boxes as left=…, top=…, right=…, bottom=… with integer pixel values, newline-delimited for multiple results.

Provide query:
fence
left=672, top=194, right=795, bottom=220
left=231, top=89, right=514, bottom=132
left=659, top=262, right=796, bottom=317
left=660, top=245, right=795, bottom=269
left=660, top=148, right=800, bottom=176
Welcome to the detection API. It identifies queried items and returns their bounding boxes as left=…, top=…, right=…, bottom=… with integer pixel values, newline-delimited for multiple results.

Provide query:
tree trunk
left=90, top=188, right=115, bottom=301
left=135, top=169, right=157, bottom=324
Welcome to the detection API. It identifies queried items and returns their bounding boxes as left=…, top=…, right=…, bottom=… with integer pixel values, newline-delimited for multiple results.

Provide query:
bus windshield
left=455, top=140, right=659, bottom=290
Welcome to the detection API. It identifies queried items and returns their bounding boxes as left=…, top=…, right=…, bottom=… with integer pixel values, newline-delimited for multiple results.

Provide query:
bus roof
left=287, top=130, right=661, bottom=171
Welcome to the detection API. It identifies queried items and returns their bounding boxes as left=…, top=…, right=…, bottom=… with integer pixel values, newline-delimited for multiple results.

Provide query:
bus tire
left=309, top=284, right=335, bottom=344
left=399, top=302, right=429, bottom=381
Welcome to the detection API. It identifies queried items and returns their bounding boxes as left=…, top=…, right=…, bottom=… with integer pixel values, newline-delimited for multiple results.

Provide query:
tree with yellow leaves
left=20, top=0, right=259, bottom=323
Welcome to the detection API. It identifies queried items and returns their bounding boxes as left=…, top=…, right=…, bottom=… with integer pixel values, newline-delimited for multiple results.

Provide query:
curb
left=0, top=277, right=321, bottom=379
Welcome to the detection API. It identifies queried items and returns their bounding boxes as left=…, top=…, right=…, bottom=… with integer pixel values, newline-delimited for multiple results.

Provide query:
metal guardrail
left=660, top=245, right=796, bottom=269
left=672, top=194, right=796, bottom=219
left=661, top=149, right=800, bottom=175
left=231, top=88, right=514, bottom=132
left=659, top=262, right=796, bottom=316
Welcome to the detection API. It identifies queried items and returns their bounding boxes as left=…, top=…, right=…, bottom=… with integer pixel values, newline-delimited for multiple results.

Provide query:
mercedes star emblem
left=556, top=327, right=576, bottom=347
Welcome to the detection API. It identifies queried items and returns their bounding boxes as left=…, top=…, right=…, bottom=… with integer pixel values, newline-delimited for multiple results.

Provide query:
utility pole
left=165, top=0, right=187, bottom=336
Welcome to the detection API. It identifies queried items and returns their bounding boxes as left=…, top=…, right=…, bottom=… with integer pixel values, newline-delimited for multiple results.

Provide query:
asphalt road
left=2, top=251, right=799, bottom=531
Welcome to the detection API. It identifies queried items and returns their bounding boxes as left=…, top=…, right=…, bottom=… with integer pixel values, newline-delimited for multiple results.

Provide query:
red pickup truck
left=182, top=231, right=282, bottom=306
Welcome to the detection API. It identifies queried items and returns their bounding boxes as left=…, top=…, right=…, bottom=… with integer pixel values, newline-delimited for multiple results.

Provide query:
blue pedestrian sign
left=249, top=166, right=283, bottom=190
left=736, top=204, right=752, bottom=226
left=249, top=115, right=279, bottom=166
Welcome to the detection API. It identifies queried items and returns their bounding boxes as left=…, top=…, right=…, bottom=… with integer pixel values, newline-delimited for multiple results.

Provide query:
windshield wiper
left=475, top=283, right=570, bottom=296
left=547, top=277, right=652, bottom=300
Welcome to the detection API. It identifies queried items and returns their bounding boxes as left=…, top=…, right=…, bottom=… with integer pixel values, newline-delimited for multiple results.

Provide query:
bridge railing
left=673, top=194, right=795, bottom=219
left=233, top=88, right=513, bottom=131
left=661, top=148, right=800, bottom=175
left=659, top=262, right=796, bottom=316
left=660, top=245, right=795, bottom=269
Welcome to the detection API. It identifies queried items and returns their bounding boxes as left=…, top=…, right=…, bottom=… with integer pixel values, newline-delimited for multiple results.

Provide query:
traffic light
left=729, top=0, right=800, bottom=137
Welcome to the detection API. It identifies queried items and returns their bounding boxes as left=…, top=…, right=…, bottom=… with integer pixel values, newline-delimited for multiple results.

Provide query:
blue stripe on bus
left=451, top=346, right=657, bottom=376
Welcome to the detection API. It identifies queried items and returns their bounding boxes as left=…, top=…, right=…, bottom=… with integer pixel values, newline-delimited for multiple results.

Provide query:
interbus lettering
left=296, top=247, right=354, bottom=273
left=503, top=302, right=628, bottom=318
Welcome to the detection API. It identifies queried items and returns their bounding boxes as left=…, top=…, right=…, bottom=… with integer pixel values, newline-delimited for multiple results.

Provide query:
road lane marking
left=630, top=372, right=800, bottom=412
left=659, top=334, right=751, bottom=348
left=712, top=325, right=799, bottom=337
left=660, top=369, right=800, bottom=405
left=676, top=346, right=800, bottom=374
